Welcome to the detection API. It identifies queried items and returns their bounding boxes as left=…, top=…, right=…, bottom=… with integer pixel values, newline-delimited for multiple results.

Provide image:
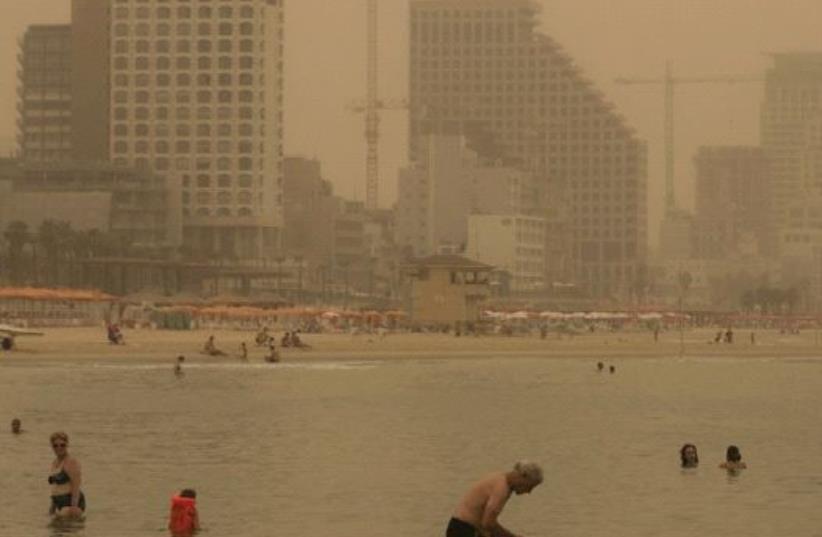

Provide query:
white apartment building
left=465, top=214, right=546, bottom=293
left=396, top=135, right=536, bottom=256
left=109, top=0, right=284, bottom=257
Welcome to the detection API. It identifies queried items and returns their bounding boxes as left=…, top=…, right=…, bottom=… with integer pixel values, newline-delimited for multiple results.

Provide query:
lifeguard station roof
left=406, top=254, right=493, bottom=270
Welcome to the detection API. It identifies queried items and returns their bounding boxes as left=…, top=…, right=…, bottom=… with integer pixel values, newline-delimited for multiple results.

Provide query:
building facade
left=465, top=214, right=546, bottom=292
left=17, top=25, right=73, bottom=162
left=71, top=0, right=111, bottom=162
left=408, top=0, right=648, bottom=297
left=761, top=53, right=822, bottom=254
left=693, top=146, right=771, bottom=259
left=0, top=160, right=168, bottom=249
left=107, top=0, right=285, bottom=258
left=396, top=135, right=537, bottom=257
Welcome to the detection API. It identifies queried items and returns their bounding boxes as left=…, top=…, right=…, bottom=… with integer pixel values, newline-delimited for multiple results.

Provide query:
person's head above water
left=596, top=361, right=604, bottom=370
left=177, top=355, right=185, bottom=363
left=11, top=418, right=21, bottom=434
left=726, top=445, right=742, bottom=462
left=680, top=443, right=699, bottom=467
left=509, top=461, right=543, bottom=494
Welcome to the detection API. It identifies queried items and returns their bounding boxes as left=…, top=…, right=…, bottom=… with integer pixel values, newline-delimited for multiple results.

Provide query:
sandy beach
left=4, top=325, right=822, bottom=362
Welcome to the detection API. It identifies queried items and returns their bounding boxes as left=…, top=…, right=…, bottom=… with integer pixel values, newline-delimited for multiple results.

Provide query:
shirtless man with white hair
left=446, top=461, right=543, bottom=537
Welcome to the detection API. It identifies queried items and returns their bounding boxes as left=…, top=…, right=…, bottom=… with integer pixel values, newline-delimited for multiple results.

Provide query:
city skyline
left=2, top=0, right=822, bottom=245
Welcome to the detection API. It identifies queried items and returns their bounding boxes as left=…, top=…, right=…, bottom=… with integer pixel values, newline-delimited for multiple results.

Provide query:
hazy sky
left=2, top=0, right=822, bottom=243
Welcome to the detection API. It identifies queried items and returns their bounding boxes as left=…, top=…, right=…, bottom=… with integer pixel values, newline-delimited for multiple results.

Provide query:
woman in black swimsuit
left=48, top=431, right=85, bottom=517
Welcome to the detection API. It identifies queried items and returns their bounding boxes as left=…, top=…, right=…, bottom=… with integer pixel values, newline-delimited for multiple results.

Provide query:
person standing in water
left=446, top=461, right=543, bottom=537
left=11, top=418, right=22, bottom=434
left=174, top=355, right=185, bottom=376
left=48, top=431, right=85, bottom=518
left=168, top=488, right=200, bottom=536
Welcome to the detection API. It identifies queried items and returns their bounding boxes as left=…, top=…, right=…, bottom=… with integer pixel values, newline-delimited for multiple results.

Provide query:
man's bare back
left=447, top=462, right=542, bottom=537
left=453, top=472, right=511, bottom=530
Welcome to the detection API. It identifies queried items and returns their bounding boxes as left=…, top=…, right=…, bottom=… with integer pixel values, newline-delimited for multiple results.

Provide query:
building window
left=176, top=140, right=191, bottom=152
left=176, top=56, right=191, bottom=69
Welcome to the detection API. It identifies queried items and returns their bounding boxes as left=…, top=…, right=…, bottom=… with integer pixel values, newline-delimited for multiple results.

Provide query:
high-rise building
left=761, top=53, right=822, bottom=251
left=409, top=0, right=647, bottom=297
left=693, top=146, right=771, bottom=259
left=71, top=0, right=111, bottom=162
left=108, top=0, right=285, bottom=258
left=16, top=25, right=73, bottom=162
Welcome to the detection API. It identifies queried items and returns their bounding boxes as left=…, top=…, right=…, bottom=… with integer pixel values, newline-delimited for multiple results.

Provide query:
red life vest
left=168, top=495, right=197, bottom=535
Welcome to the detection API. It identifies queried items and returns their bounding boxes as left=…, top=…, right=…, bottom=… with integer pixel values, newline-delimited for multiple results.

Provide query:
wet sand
left=5, top=325, right=822, bottom=362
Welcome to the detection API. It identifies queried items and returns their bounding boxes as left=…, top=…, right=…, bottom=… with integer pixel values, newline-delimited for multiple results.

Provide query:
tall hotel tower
left=108, top=0, right=284, bottom=257
left=409, top=0, right=647, bottom=297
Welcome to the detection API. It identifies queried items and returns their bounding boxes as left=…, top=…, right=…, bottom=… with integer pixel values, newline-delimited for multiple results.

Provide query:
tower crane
left=347, top=0, right=407, bottom=211
left=615, top=62, right=761, bottom=214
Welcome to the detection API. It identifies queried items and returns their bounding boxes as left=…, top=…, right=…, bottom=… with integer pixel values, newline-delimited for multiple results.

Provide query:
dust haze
left=2, top=0, right=821, bottom=241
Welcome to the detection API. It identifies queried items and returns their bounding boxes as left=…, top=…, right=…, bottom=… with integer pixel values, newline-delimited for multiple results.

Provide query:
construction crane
left=348, top=0, right=406, bottom=210
left=615, top=62, right=761, bottom=213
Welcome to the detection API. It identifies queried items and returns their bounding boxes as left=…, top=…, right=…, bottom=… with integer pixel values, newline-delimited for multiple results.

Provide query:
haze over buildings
left=4, top=0, right=822, bottom=241
left=5, top=1, right=822, bottom=305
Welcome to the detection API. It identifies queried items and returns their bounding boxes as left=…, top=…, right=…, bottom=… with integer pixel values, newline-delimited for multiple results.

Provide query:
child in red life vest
left=168, top=488, right=200, bottom=536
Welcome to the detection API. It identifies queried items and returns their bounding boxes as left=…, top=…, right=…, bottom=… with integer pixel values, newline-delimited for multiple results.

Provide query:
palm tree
left=4, top=221, right=30, bottom=285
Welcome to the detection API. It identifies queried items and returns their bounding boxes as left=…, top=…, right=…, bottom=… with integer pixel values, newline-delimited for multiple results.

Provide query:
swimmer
left=48, top=432, right=85, bottom=518
left=680, top=443, right=699, bottom=468
left=168, top=488, right=200, bottom=536
left=11, top=418, right=22, bottom=434
left=596, top=361, right=604, bottom=372
left=609, top=365, right=616, bottom=374
left=719, top=445, right=747, bottom=471
left=174, top=355, right=185, bottom=376
left=446, top=461, right=543, bottom=537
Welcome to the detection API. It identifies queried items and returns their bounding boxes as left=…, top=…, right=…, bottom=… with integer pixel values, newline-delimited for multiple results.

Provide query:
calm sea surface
left=1, top=354, right=821, bottom=537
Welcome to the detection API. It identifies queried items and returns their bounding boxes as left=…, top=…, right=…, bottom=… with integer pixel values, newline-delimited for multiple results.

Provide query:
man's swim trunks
left=446, top=517, right=478, bottom=537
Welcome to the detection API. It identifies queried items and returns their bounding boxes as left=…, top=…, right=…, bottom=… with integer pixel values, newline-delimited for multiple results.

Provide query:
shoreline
left=3, top=326, right=822, bottom=363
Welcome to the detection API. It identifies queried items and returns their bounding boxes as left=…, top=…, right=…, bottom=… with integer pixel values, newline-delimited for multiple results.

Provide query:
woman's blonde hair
left=513, top=461, right=543, bottom=484
left=50, top=431, right=69, bottom=444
